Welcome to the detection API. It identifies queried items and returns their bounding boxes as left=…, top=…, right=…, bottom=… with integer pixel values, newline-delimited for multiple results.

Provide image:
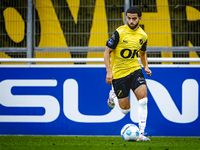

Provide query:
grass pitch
left=0, top=136, right=200, bottom=150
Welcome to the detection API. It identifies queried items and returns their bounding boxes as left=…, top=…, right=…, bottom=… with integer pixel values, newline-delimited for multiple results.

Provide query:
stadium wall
left=0, top=65, right=199, bottom=136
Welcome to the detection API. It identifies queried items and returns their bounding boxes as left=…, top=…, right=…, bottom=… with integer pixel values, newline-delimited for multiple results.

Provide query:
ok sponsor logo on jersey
left=120, top=49, right=139, bottom=59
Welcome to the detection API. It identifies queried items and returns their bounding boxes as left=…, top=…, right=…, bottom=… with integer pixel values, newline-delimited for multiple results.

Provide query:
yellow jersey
left=106, top=24, right=148, bottom=79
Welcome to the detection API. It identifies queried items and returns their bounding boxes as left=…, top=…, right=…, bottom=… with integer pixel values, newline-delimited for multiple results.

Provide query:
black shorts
left=112, top=69, right=146, bottom=99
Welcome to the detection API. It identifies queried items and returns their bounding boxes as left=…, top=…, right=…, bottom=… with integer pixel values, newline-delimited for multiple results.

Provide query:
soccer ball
left=121, top=124, right=139, bottom=141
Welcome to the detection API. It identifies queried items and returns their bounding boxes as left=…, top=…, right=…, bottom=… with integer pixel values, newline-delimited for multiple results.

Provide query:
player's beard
left=127, top=21, right=139, bottom=30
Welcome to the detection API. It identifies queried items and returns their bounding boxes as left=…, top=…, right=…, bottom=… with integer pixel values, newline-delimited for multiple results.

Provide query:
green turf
left=0, top=136, right=200, bottom=150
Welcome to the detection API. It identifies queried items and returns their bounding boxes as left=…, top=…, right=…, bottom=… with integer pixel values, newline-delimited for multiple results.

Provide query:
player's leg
left=117, top=96, right=130, bottom=114
left=134, top=85, right=148, bottom=133
left=109, top=93, right=130, bottom=114
left=130, top=69, right=150, bottom=141
left=134, top=84, right=150, bottom=141
left=108, top=87, right=130, bottom=114
left=111, top=78, right=130, bottom=114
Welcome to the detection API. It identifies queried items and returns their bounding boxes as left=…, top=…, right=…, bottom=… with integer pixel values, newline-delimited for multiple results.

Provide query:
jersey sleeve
left=106, top=31, right=119, bottom=49
left=140, top=40, right=147, bottom=51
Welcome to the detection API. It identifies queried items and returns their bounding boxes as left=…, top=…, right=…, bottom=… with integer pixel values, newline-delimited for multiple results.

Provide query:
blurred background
left=0, top=0, right=199, bottom=64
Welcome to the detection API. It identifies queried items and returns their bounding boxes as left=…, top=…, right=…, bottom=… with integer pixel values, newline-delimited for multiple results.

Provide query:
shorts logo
left=137, top=77, right=145, bottom=84
left=108, top=38, right=113, bottom=46
left=117, top=90, right=123, bottom=97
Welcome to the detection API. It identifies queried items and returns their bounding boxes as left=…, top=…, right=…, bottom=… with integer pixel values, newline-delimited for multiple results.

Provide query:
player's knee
left=115, top=97, right=130, bottom=114
left=118, top=104, right=130, bottom=114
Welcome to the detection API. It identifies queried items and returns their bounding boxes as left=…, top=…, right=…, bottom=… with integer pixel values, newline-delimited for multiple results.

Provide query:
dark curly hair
left=126, top=7, right=142, bottom=17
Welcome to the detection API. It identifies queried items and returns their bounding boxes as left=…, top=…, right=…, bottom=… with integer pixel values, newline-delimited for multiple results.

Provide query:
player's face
left=126, top=13, right=141, bottom=30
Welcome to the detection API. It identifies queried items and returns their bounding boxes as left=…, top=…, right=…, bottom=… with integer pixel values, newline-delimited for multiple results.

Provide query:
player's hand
left=106, top=72, right=113, bottom=85
left=145, top=67, right=152, bottom=77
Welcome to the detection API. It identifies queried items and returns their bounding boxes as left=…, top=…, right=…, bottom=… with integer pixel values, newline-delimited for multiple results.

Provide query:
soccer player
left=104, top=7, right=152, bottom=141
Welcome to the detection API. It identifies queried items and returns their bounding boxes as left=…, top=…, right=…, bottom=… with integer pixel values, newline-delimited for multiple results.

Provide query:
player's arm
left=104, top=47, right=114, bottom=85
left=104, top=31, right=119, bottom=85
left=140, top=41, right=152, bottom=77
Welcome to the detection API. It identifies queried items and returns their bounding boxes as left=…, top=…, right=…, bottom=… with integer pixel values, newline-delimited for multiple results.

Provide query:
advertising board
left=0, top=65, right=199, bottom=136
